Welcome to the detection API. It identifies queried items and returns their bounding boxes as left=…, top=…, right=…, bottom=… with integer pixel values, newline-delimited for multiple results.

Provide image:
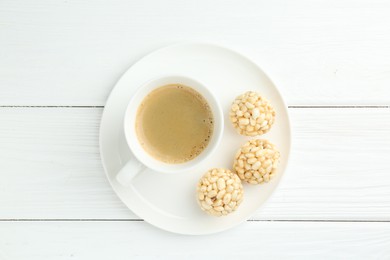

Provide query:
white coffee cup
left=116, top=75, right=224, bottom=186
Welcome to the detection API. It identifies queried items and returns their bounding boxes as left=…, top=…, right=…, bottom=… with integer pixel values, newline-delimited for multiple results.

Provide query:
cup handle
left=116, top=158, right=146, bottom=187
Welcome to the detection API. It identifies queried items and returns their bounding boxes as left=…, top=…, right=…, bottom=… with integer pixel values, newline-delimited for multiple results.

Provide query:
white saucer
left=99, top=43, right=291, bottom=235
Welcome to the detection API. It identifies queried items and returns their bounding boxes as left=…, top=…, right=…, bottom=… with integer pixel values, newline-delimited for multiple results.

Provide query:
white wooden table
left=1, top=0, right=390, bottom=259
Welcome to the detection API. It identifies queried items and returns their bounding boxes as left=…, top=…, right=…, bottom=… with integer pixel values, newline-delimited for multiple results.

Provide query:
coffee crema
left=135, top=84, right=214, bottom=164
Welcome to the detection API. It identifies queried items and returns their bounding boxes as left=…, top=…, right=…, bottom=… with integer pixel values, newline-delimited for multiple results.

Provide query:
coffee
left=135, top=84, right=214, bottom=164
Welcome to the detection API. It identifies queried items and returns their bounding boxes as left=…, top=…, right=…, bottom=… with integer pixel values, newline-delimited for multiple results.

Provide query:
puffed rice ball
left=196, top=168, right=244, bottom=217
left=230, top=91, right=275, bottom=136
left=233, top=139, right=280, bottom=184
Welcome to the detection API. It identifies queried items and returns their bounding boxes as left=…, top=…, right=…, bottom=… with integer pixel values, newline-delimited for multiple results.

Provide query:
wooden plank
left=0, top=108, right=389, bottom=220
left=1, top=0, right=390, bottom=105
left=0, top=108, right=133, bottom=219
left=0, top=221, right=389, bottom=259
left=259, top=107, right=390, bottom=220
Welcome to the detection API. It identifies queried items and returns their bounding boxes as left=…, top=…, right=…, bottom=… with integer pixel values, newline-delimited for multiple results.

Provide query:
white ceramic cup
left=116, top=75, right=224, bottom=186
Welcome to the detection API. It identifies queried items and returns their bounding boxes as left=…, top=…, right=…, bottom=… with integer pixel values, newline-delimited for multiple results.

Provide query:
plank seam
left=0, top=106, right=104, bottom=108
left=0, top=219, right=388, bottom=222
left=288, top=105, right=389, bottom=108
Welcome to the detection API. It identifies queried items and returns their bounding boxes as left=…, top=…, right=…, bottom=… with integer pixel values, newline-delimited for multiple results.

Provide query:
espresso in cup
left=135, top=84, right=214, bottom=164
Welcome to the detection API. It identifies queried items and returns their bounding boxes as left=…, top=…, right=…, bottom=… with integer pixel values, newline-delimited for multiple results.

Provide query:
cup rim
left=123, top=74, right=224, bottom=174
